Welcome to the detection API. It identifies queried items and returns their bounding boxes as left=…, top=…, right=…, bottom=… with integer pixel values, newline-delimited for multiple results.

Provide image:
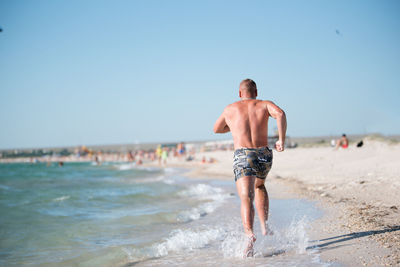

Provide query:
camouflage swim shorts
left=233, top=146, right=273, bottom=181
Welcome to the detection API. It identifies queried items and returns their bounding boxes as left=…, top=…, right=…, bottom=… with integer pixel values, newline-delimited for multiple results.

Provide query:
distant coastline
left=1, top=133, right=398, bottom=163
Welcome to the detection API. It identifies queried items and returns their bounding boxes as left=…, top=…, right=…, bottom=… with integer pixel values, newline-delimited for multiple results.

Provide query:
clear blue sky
left=1, top=0, right=399, bottom=149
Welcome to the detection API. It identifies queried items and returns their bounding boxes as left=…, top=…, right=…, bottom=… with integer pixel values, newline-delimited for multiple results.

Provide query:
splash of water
left=221, top=216, right=311, bottom=258
left=152, top=228, right=226, bottom=257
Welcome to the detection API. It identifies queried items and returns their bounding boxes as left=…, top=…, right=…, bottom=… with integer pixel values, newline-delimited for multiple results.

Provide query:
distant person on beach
left=161, top=147, right=168, bottom=165
left=213, top=79, right=287, bottom=257
left=177, top=142, right=186, bottom=158
left=94, top=154, right=102, bottom=166
left=127, top=151, right=134, bottom=162
left=156, top=145, right=162, bottom=165
left=336, top=134, right=349, bottom=149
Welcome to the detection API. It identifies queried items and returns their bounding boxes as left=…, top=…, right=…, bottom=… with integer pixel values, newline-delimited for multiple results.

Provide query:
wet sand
left=150, top=137, right=400, bottom=266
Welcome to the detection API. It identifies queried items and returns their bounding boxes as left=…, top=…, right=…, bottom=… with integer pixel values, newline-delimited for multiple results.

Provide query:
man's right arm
left=213, top=108, right=230, bottom=134
left=266, top=101, right=287, bottom=151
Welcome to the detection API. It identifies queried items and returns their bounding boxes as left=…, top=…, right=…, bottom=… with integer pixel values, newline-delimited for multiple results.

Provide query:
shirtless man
left=213, top=79, right=287, bottom=257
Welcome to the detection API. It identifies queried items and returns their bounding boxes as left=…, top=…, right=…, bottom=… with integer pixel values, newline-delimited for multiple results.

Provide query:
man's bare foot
left=243, top=234, right=256, bottom=258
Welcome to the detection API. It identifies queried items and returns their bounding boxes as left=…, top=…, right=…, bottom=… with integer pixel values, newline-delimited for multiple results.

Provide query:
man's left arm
left=266, top=101, right=287, bottom=151
left=213, top=110, right=230, bottom=133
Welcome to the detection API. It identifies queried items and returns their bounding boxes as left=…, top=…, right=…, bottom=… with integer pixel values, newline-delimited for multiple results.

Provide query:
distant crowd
left=0, top=134, right=367, bottom=165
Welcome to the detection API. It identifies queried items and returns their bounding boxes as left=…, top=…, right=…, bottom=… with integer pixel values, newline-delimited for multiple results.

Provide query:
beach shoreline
left=1, top=138, right=399, bottom=266
left=143, top=138, right=400, bottom=266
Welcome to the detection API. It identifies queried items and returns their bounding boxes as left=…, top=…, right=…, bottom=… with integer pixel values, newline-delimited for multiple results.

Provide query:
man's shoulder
left=221, top=102, right=241, bottom=116
left=224, top=101, right=240, bottom=109
left=257, top=99, right=275, bottom=107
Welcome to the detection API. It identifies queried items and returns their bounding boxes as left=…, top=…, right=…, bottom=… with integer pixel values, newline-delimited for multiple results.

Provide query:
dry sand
left=155, top=137, right=400, bottom=266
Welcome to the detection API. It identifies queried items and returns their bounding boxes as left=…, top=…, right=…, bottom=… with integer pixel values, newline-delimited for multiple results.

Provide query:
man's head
left=239, top=79, right=257, bottom=98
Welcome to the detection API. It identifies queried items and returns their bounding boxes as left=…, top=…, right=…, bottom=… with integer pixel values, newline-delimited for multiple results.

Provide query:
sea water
left=0, top=162, right=329, bottom=266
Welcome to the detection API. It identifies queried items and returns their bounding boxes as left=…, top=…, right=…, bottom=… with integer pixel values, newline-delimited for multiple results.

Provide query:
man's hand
left=275, top=140, right=284, bottom=152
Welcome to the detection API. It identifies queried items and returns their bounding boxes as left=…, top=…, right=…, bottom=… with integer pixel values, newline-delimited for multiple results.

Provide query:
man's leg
left=236, top=176, right=256, bottom=236
left=236, top=176, right=257, bottom=257
left=254, top=178, right=269, bottom=235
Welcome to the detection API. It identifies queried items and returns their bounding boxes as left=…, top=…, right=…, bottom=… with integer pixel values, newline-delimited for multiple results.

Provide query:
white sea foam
left=177, top=184, right=232, bottom=222
left=133, top=175, right=165, bottom=184
left=53, top=195, right=70, bottom=202
left=131, top=175, right=177, bottom=185
left=152, top=227, right=226, bottom=257
left=136, top=166, right=161, bottom=172
left=115, top=163, right=136, bottom=171
left=113, top=164, right=161, bottom=172
left=178, top=183, right=228, bottom=201
left=177, top=202, right=220, bottom=222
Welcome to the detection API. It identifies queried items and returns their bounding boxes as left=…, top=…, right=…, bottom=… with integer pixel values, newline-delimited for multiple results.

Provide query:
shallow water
left=125, top=181, right=327, bottom=267
left=0, top=162, right=330, bottom=266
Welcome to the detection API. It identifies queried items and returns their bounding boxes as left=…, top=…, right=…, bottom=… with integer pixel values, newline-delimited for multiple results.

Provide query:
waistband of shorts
left=234, top=146, right=272, bottom=153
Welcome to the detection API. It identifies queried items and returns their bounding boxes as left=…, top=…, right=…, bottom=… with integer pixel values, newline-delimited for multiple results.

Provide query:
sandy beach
left=150, top=137, right=400, bottom=266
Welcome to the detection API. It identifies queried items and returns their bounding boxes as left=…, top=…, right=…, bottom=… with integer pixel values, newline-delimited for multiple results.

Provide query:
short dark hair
left=240, top=79, right=257, bottom=93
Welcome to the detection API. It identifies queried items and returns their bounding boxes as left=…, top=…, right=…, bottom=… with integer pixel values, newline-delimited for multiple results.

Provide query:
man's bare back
left=214, top=85, right=286, bottom=151
left=215, top=99, right=286, bottom=150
